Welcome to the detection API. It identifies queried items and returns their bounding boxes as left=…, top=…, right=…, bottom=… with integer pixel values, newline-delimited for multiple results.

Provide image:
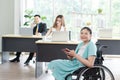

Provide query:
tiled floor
left=0, top=54, right=120, bottom=80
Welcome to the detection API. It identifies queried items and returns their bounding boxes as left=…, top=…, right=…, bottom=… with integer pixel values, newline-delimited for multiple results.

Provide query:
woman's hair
left=52, top=15, right=65, bottom=28
left=81, top=27, right=92, bottom=34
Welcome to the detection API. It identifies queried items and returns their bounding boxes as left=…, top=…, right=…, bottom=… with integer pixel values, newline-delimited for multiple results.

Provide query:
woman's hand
left=67, top=55, right=73, bottom=60
left=62, top=48, right=70, bottom=55
left=62, top=48, right=76, bottom=57
left=67, top=50, right=76, bottom=57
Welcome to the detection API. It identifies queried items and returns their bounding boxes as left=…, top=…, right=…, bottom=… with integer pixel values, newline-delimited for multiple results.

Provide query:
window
left=20, top=0, right=120, bottom=38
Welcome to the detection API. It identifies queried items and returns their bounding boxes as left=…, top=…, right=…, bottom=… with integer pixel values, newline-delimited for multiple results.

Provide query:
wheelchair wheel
left=65, top=67, right=87, bottom=80
left=65, top=73, right=72, bottom=80
left=77, top=65, right=115, bottom=80
left=100, top=65, right=115, bottom=80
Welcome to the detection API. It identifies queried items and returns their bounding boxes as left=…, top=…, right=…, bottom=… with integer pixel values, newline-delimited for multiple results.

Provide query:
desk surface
left=36, top=40, right=79, bottom=45
left=98, top=37, right=120, bottom=40
left=2, top=34, right=42, bottom=39
left=3, top=34, right=120, bottom=40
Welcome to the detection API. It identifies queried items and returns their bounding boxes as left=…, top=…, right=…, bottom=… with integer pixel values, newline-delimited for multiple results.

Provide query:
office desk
left=35, top=40, right=78, bottom=78
left=2, top=34, right=42, bottom=63
left=98, top=38, right=120, bottom=55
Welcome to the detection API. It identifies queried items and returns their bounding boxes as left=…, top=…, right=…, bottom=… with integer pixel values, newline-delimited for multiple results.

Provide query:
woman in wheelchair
left=48, top=27, right=97, bottom=80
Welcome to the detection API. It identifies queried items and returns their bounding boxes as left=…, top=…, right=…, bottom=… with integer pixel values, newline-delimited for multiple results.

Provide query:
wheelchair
left=65, top=44, right=115, bottom=80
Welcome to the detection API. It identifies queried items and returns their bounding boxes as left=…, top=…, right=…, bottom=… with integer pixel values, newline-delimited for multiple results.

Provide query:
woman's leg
left=48, top=59, right=75, bottom=80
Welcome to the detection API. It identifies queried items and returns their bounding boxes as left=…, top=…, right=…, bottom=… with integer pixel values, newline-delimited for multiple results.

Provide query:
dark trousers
left=16, top=52, right=34, bottom=61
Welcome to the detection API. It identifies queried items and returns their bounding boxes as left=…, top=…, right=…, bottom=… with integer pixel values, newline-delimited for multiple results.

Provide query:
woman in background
left=45, top=15, right=66, bottom=37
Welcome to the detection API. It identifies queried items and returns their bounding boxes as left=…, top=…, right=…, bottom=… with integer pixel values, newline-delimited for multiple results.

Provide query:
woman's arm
left=74, top=54, right=95, bottom=68
left=64, top=27, right=66, bottom=31
left=67, top=50, right=96, bottom=68
left=45, top=27, right=52, bottom=37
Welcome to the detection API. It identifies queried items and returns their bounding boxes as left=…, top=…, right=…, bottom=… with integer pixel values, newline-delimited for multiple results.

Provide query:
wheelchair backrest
left=94, top=44, right=108, bottom=65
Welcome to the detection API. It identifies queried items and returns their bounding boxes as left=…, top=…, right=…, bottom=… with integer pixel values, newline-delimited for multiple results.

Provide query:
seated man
left=10, top=14, right=47, bottom=65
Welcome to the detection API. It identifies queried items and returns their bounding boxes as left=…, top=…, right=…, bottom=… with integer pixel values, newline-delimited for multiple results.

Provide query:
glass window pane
left=21, top=0, right=120, bottom=38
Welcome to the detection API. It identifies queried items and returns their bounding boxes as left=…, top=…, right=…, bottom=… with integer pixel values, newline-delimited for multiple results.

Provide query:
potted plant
left=98, top=8, right=103, bottom=14
left=24, top=9, right=34, bottom=26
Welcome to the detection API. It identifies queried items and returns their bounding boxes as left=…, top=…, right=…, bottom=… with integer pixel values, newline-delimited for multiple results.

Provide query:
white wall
left=0, top=0, right=14, bottom=34
left=14, top=0, right=20, bottom=34
left=0, top=0, right=20, bottom=52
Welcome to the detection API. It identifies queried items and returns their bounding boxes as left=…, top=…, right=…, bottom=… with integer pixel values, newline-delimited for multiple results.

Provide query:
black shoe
left=24, top=60, right=30, bottom=65
left=9, top=58, right=20, bottom=62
